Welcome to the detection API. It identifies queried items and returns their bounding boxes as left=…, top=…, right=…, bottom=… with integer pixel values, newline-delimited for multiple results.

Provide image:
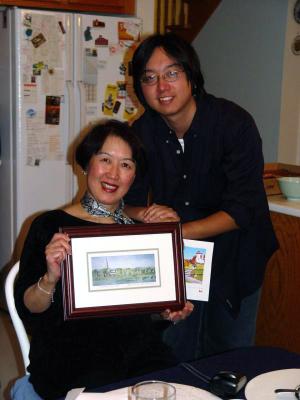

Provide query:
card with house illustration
left=183, top=239, right=214, bottom=301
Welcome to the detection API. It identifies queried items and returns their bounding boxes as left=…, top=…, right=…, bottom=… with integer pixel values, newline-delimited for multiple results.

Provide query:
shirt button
left=165, top=140, right=169, bottom=144
left=226, top=299, right=233, bottom=309
left=183, top=174, right=187, bottom=179
left=176, top=149, right=181, bottom=154
left=185, top=201, right=190, bottom=206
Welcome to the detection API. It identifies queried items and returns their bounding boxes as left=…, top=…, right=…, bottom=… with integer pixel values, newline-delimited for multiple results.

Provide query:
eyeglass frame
left=140, top=63, right=185, bottom=86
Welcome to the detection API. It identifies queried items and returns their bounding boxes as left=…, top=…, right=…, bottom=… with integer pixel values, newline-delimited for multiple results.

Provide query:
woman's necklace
left=80, top=191, right=134, bottom=225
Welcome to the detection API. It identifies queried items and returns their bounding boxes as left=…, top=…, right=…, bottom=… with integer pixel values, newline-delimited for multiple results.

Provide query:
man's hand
left=142, top=203, right=180, bottom=223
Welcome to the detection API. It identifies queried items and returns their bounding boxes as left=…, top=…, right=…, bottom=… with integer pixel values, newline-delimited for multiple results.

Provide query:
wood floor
left=0, top=309, right=23, bottom=400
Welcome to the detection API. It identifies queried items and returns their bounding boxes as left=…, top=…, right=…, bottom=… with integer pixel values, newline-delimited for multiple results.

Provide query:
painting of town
left=87, top=249, right=160, bottom=291
left=183, top=239, right=214, bottom=301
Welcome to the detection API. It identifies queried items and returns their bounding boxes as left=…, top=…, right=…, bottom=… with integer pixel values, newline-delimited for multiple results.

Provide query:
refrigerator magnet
left=123, top=96, right=136, bottom=121
left=95, top=35, right=108, bottom=46
left=23, top=14, right=32, bottom=27
left=24, top=28, right=33, bottom=39
left=118, top=21, right=140, bottom=41
left=119, top=63, right=127, bottom=76
left=32, top=62, right=45, bottom=76
left=113, top=101, right=121, bottom=114
left=84, top=27, right=93, bottom=41
left=117, top=81, right=126, bottom=99
left=26, top=108, right=37, bottom=118
left=93, top=19, right=105, bottom=28
left=45, top=96, right=61, bottom=125
left=103, top=84, right=117, bottom=116
left=58, top=21, right=66, bottom=34
left=31, top=33, right=46, bottom=48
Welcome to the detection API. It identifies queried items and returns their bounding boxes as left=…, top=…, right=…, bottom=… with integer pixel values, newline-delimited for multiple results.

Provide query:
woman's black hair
left=132, top=33, right=205, bottom=109
left=75, top=119, right=146, bottom=176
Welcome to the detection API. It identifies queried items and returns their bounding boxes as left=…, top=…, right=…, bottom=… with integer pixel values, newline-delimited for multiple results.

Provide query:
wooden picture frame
left=60, top=222, right=186, bottom=320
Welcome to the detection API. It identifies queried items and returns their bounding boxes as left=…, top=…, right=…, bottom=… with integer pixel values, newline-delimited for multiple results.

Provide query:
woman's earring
left=82, top=170, right=87, bottom=176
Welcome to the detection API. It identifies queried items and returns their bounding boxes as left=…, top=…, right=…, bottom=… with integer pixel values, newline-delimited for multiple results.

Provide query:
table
left=87, top=346, right=300, bottom=399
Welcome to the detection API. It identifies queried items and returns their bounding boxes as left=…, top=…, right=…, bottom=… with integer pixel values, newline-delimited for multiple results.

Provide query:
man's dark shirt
left=125, top=93, right=278, bottom=315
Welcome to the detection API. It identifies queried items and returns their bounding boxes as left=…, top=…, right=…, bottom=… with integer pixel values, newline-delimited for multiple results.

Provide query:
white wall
left=193, top=0, right=288, bottom=163
left=278, top=0, right=300, bottom=165
left=136, top=0, right=155, bottom=36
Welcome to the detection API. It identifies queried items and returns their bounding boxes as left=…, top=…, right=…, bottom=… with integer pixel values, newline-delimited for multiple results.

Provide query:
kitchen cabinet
left=0, top=0, right=135, bottom=14
left=255, top=210, right=300, bottom=354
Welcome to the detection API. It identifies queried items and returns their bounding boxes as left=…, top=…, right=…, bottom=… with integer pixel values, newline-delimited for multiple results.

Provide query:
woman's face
left=86, top=135, right=136, bottom=211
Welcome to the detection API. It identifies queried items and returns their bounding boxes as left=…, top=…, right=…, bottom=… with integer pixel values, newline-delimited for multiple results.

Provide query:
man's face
left=140, top=47, right=195, bottom=120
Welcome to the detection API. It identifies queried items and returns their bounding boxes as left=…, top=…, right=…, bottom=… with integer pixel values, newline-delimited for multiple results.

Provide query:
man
left=124, top=33, right=278, bottom=362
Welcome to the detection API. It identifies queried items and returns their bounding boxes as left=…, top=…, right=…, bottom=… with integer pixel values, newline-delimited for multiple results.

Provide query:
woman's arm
left=23, top=233, right=71, bottom=313
left=23, top=273, right=58, bottom=313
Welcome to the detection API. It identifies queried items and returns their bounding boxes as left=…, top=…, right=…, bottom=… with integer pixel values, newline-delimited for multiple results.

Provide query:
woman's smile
left=101, top=181, right=118, bottom=192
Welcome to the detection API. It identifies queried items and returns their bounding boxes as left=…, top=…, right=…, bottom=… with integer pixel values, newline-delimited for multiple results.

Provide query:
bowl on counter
left=277, top=176, right=300, bottom=201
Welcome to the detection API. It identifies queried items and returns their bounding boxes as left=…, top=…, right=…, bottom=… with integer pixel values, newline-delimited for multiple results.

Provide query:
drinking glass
left=131, top=380, right=176, bottom=400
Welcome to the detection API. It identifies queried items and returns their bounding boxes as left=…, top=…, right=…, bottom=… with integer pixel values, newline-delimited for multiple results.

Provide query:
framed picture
left=183, top=239, right=214, bottom=301
left=60, top=222, right=186, bottom=320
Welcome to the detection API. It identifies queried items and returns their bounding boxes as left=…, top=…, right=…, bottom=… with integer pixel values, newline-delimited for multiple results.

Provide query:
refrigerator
left=0, top=7, right=142, bottom=271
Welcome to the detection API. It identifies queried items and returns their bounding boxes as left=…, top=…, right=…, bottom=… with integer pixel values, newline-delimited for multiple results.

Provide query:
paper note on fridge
left=183, top=239, right=214, bottom=301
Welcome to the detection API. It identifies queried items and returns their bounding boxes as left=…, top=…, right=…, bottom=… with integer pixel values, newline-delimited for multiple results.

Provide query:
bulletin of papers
left=82, top=19, right=141, bottom=124
left=21, top=12, right=65, bottom=166
left=21, top=13, right=142, bottom=167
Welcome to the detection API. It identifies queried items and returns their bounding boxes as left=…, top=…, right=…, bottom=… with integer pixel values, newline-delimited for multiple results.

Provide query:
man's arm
left=125, top=204, right=238, bottom=239
left=124, top=204, right=148, bottom=222
left=124, top=203, right=180, bottom=223
left=182, top=210, right=239, bottom=239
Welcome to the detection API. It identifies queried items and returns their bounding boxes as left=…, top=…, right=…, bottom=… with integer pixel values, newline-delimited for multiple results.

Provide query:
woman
left=13, top=120, right=193, bottom=400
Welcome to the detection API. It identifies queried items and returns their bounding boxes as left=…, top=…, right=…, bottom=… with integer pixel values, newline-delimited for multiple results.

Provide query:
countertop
left=268, top=194, right=300, bottom=217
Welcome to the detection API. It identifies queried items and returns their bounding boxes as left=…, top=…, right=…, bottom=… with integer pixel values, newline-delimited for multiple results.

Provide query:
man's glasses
left=140, top=65, right=184, bottom=86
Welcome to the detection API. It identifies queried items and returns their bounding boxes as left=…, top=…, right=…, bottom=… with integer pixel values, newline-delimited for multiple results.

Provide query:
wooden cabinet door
left=0, top=0, right=63, bottom=5
left=0, top=0, right=135, bottom=14
left=255, top=211, right=300, bottom=353
left=67, top=0, right=135, bottom=14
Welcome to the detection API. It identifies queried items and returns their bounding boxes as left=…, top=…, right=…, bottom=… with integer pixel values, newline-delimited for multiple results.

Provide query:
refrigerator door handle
left=66, top=79, right=75, bottom=164
left=74, top=15, right=83, bottom=81
left=65, top=78, right=76, bottom=203
left=77, top=80, right=86, bottom=130
left=74, top=15, right=85, bottom=130
left=65, top=14, right=73, bottom=81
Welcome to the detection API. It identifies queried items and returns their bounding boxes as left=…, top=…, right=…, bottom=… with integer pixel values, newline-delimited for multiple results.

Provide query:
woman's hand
left=161, top=301, right=194, bottom=324
left=45, top=233, right=71, bottom=283
left=142, top=204, right=180, bottom=223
